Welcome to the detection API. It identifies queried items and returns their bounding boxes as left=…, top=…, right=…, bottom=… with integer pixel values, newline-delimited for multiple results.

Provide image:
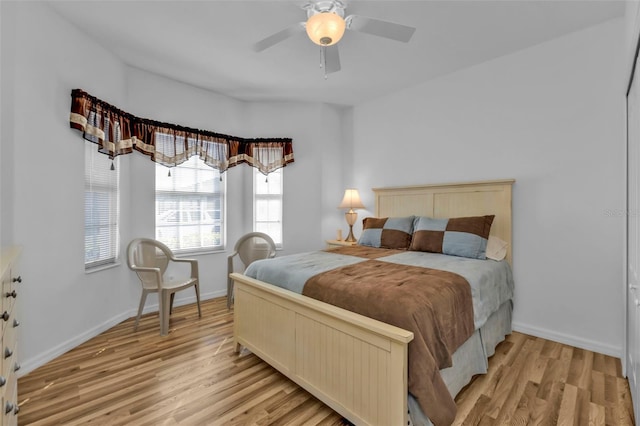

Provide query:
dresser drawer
left=0, top=272, right=18, bottom=339
left=0, top=247, right=20, bottom=426
left=0, top=277, right=9, bottom=339
left=2, top=371, right=18, bottom=426
left=1, top=320, right=17, bottom=387
left=1, top=281, right=16, bottom=326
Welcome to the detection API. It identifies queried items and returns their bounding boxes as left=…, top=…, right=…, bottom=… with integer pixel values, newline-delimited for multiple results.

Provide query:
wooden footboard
left=230, top=272, right=414, bottom=426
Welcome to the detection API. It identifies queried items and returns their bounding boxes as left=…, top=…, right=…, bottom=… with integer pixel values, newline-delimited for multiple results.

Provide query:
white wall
left=124, top=67, right=248, bottom=307
left=125, top=71, right=347, bottom=306
left=1, top=1, right=627, bottom=376
left=244, top=102, right=346, bottom=253
left=351, top=19, right=625, bottom=356
left=626, top=1, right=640, bottom=79
left=0, top=0, right=18, bottom=247
left=1, top=2, right=348, bottom=374
left=2, top=2, right=132, bottom=372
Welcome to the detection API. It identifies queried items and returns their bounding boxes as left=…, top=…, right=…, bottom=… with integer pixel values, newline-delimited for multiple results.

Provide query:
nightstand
left=326, top=239, right=358, bottom=249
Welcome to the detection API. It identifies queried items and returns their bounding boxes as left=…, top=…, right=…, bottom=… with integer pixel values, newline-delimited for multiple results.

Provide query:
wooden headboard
left=373, top=179, right=515, bottom=264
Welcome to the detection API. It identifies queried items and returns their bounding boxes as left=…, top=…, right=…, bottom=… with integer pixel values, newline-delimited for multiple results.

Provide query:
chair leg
left=134, top=290, right=149, bottom=331
left=160, top=290, right=172, bottom=336
left=227, top=257, right=233, bottom=310
left=195, top=283, right=202, bottom=318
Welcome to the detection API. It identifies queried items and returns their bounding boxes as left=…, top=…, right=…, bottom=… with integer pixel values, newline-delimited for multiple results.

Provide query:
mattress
left=245, top=248, right=514, bottom=330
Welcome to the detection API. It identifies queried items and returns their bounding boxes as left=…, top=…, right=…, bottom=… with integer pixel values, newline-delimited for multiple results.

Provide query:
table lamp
left=338, top=189, right=366, bottom=242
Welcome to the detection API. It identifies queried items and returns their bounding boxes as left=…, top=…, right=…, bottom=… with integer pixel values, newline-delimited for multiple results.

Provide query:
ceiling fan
left=253, top=0, right=416, bottom=76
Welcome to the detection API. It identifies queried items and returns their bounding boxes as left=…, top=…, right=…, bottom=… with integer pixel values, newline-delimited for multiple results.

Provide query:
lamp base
left=345, top=225, right=357, bottom=242
left=344, top=210, right=358, bottom=242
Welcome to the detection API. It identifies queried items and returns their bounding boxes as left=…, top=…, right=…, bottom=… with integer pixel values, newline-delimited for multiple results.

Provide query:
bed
left=229, top=179, right=515, bottom=425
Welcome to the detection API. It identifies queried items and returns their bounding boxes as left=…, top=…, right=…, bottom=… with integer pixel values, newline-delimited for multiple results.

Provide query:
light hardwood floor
left=17, top=298, right=634, bottom=425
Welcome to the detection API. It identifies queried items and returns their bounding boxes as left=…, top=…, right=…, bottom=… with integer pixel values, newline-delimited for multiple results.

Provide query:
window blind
left=254, top=167, right=283, bottom=247
left=85, top=141, right=120, bottom=269
left=156, top=152, right=224, bottom=252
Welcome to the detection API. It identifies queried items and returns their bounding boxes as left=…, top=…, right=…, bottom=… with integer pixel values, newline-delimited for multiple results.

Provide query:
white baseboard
left=512, top=321, right=622, bottom=359
left=19, top=290, right=225, bottom=377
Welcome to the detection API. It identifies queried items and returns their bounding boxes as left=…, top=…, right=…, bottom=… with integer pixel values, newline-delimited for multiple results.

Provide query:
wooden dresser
left=0, top=248, right=20, bottom=425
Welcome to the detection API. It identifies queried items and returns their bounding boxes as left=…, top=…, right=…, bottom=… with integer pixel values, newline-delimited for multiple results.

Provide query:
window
left=85, top=141, right=120, bottom=269
left=254, top=167, right=283, bottom=247
left=155, top=155, right=225, bottom=253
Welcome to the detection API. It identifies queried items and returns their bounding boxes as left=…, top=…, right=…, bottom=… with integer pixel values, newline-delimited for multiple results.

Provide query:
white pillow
left=486, top=236, right=508, bottom=261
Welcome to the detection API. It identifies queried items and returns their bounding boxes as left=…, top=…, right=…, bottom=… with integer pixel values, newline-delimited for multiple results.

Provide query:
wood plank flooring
left=17, top=298, right=634, bottom=425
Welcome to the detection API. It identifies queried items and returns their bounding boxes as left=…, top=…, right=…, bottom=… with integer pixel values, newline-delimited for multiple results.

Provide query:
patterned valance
left=69, top=89, right=294, bottom=174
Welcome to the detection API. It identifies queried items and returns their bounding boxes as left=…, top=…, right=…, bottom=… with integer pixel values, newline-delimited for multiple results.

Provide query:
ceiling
left=48, top=0, right=624, bottom=107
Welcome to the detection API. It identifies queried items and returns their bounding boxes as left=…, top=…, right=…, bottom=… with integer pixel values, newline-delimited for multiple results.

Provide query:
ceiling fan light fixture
left=305, top=12, right=346, bottom=46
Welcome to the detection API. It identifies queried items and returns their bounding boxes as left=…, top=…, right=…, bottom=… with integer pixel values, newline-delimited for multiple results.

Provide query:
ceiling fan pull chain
left=321, top=46, right=328, bottom=80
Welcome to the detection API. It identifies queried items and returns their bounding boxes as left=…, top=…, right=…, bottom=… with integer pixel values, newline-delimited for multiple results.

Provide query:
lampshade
left=305, top=12, right=346, bottom=46
left=338, top=189, right=365, bottom=210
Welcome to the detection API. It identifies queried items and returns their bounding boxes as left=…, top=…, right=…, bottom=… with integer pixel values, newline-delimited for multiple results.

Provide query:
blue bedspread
left=245, top=248, right=514, bottom=330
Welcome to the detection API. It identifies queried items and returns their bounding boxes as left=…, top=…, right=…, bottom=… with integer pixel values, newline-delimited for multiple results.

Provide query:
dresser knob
left=13, top=404, right=18, bottom=415
left=12, top=276, right=21, bottom=284
left=4, top=348, right=12, bottom=359
left=0, top=376, right=6, bottom=387
left=5, top=290, right=16, bottom=299
left=5, top=402, right=13, bottom=415
left=12, top=319, right=19, bottom=328
left=1, top=312, right=9, bottom=322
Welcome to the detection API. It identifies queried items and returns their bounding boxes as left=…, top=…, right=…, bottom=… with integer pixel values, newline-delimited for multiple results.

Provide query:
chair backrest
left=234, top=232, right=277, bottom=269
left=127, top=238, right=173, bottom=289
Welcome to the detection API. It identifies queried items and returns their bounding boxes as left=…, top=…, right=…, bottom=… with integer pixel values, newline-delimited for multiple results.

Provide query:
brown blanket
left=303, top=255, right=474, bottom=426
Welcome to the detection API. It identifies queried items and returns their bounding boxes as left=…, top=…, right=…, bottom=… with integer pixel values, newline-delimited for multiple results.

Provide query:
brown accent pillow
left=358, top=216, right=415, bottom=250
left=410, top=215, right=495, bottom=259
left=410, top=230, right=445, bottom=253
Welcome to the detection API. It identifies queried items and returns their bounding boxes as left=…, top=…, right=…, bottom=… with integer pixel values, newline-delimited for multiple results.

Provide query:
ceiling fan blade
left=324, top=45, right=341, bottom=74
left=253, top=22, right=305, bottom=52
left=345, top=15, right=416, bottom=43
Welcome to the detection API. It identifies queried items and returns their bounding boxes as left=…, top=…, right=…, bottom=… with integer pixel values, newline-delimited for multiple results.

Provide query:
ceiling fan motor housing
left=305, top=0, right=345, bottom=18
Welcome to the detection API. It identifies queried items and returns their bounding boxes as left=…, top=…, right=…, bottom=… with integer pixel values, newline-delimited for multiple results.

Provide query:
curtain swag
left=69, top=89, right=294, bottom=175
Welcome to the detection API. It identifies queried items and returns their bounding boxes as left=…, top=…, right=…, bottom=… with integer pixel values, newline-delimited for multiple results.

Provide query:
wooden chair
left=127, top=238, right=201, bottom=336
left=227, top=232, right=276, bottom=309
